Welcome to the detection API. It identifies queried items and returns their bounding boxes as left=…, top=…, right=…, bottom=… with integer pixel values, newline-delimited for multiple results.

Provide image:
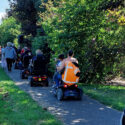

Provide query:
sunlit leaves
left=0, top=17, right=21, bottom=45
left=36, top=0, right=125, bottom=83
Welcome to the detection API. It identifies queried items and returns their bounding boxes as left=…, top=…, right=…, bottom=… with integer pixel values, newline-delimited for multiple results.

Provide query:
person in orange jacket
left=57, top=50, right=80, bottom=85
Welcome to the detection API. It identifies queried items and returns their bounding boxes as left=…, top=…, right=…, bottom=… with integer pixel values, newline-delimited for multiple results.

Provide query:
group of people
left=1, top=41, right=80, bottom=88
left=0, top=42, right=31, bottom=72
left=1, top=42, right=125, bottom=125
left=0, top=42, right=51, bottom=73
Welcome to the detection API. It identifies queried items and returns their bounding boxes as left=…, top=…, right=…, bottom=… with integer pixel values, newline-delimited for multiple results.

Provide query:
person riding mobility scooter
left=53, top=50, right=83, bottom=100
left=55, top=61, right=82, bottom=100
left=20, top=49, right=32, bottom=79
left=28, top=49, right=48, bottom=87
left=14, top=46, right=23, bottom=70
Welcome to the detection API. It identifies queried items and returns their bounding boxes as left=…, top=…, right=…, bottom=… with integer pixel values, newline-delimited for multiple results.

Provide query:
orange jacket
left=62, top=61, right=80, bottom=86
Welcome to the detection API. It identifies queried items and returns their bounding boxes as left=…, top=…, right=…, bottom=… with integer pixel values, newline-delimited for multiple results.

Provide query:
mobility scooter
left=54, top=82, right=83, bottom=101
left=28, top=54, right=48, bottom=87
left=53, top=61, right=83, bottom=101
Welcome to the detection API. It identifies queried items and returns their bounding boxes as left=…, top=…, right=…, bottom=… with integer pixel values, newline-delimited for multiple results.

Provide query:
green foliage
left=38, top=0, right=125, bottom=83
left=32, top=35, right=48, bottom=54
left=8, top=0, right=38, bottom=36
left=0, top=17, right=21, bottom=46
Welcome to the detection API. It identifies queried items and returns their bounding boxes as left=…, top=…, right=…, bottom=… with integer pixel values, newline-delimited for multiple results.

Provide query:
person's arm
left=4, top=48, right=7, bottom=58
left=13, top=48, right=17, bottom=59
left=3, top=49, right=5, bottom=57
left=57, top=60, right=65, bottom=72
left=72, top=58, right=78, bottom=64
left=75, top=59, right=78, bottom=64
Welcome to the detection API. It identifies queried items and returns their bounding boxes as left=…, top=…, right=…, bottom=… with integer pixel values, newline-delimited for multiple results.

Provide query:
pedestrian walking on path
left=1, top=45, right=6, bottom=69
left=4, top=42, right=16, bottom=71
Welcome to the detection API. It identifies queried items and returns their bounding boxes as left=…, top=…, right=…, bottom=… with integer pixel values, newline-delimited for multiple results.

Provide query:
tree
left=8, top=0, right=38, bottom=36
left=0, top=17, right=21, bottom=46
left=38, top=0, right=125, bottom=83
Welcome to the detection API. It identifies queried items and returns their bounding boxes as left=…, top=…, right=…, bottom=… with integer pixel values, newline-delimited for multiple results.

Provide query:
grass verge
left=80, top=83, right=125, bottom=111
left=0, top=67, right=62, bottom=125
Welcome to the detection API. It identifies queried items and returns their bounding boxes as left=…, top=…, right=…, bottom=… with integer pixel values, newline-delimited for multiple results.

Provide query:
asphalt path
left=2, top=65, right=122, bottom=125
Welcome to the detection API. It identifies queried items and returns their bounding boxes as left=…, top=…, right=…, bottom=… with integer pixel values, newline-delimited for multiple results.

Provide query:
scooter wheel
left=57, top=88, right=63, bottom=101
left=45, top=79, right=49, bottom=87
left=78, top=95, right=82, bottom=100
left=30, top=79, right=35, bottom=87
left=20, top=72, right=25, bottom=79
left=78, top=89, right=83, bottom=100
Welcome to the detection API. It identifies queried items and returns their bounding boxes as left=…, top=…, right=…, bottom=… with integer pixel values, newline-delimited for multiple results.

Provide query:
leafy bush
left=37, top=0, right=125, bottom=83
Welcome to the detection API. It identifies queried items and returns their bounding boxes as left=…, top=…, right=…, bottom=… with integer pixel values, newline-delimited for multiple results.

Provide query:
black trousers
left=6, top=58, right=13, bottom=71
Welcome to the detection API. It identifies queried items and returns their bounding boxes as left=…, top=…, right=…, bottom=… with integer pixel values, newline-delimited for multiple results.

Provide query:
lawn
left=81, top=83, right=125, bottom=111
left=0, top=67, right=62, bottom=125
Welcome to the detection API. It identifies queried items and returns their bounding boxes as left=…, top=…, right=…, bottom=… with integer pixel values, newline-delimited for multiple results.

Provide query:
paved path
left=3, top=66, right=122, bottom=125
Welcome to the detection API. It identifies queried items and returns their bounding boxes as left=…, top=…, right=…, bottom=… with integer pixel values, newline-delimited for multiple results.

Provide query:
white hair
left=24, top=47, right=28, bottom=50
left=36, top=49, right=42, bottom=55
left=7, top=42, right=12, bottom=47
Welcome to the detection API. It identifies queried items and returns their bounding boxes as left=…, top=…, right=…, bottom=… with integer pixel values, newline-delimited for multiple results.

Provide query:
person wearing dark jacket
left=22, top=50, right=32, bottom=69
left=32, top=49, right=46, bottom=75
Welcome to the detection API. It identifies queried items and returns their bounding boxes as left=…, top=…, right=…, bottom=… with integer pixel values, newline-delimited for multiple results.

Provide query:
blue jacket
left=5, top=47, right=16, bottom=59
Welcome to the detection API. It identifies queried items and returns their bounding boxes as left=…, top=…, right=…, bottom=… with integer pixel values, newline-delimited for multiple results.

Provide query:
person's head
left=36, top=49, right=42, bottom=55
left=7, top=42, right=12, bottom=47
left=24, top=47, right=28, bottom=51
left=68, top=50, right=74, bottom=57
left=58, top=54, right=64, bottom=61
